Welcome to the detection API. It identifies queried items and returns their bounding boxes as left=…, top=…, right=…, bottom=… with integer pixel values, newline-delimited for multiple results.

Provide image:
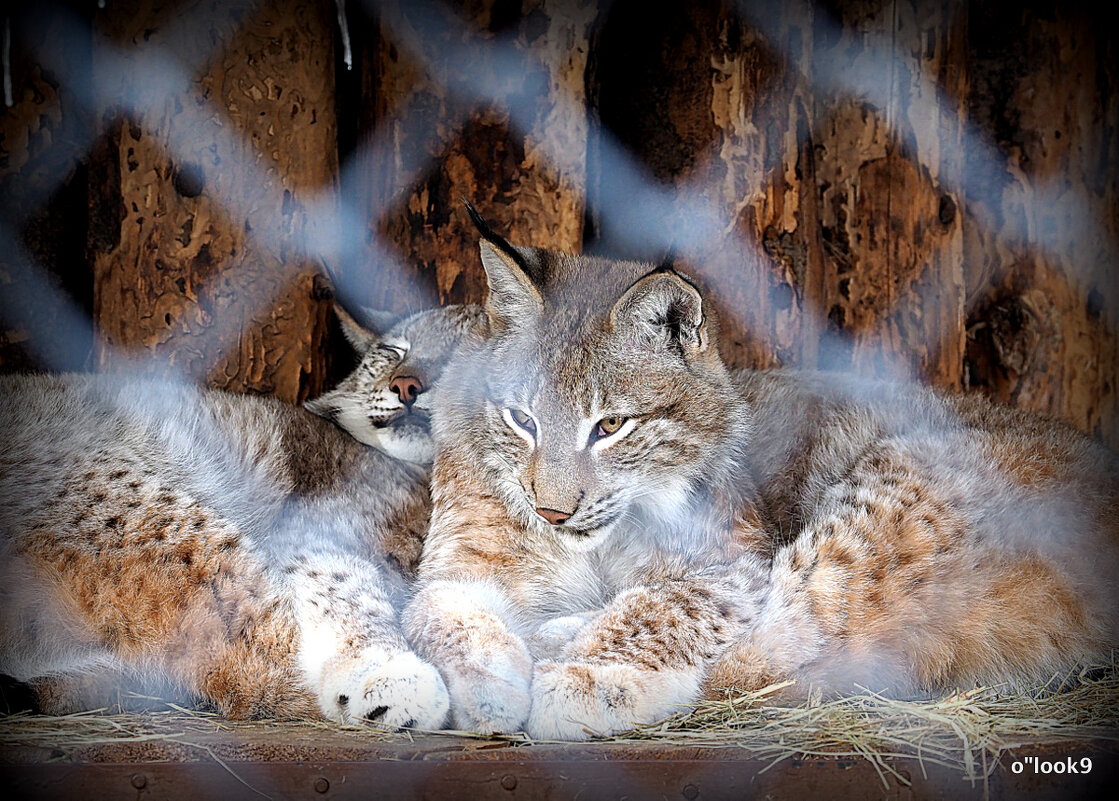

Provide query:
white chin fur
left=377, top=427, right=435, bottom=465
left=332, top=406, right=433, bottom=464
left=634, top=477, right=692, bottom=527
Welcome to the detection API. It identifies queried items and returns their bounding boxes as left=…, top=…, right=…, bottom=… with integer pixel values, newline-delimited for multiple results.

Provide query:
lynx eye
left=502, top=407, right=537, bottom=440
left=379, top=343, right=407, bottom=360
left=591, top=416, right=630, bottom=443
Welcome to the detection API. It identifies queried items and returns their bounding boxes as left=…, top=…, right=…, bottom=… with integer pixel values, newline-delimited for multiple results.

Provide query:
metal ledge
left=4, top=737, right=1116, bottom=800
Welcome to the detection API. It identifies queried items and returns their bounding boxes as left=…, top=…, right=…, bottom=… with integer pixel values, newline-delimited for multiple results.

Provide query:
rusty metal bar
left=5, top=748, right=1116, bottom=801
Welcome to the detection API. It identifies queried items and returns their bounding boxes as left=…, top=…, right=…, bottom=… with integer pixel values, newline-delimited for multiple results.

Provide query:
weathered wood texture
left=3, top=736, right=1116, bottom=801
left=356, top=0, right=594, bottom=315
left=588, top=0, right=1115, bottom=447
left=590, top=0, right=968, bottom=382
left=1, top=0, right=1114, bottom=446
left=0, top=5, right=95, bottom=372
left=591, top=0, right=817, bottom=371
left=962, top=1, right=1119, bottom=447
left=811, top=0, right=968, bottom=388
left=87, top=0, right=338, bottom=403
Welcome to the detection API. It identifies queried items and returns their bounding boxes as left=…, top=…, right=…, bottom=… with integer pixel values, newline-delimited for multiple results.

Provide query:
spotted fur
left=403, top=219, right=1119, bottom=740
left=0, top=304, right=483, bottom=726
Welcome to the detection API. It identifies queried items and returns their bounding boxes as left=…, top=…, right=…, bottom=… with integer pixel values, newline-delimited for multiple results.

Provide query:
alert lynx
left=0, top=303, right=482, bottom=726
left=402, top=211, right=1119, bottom=740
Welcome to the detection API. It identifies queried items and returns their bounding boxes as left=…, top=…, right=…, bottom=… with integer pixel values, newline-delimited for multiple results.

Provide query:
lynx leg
left=402, top=579, right=533, bottom=734
left=0, top=549, right=114, bottom=687
left=8, top=526, right=336, bottom=721
left=528, top=570, right=762, bottom=741
left=284, top=553, right=449, bottom=730
left=526, top=610, right=602, bottom=661
left=28, top=672, right=131, bottom=715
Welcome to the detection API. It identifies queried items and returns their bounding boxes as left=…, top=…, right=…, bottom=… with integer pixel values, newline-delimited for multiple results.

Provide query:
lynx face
left=437, top=217, right=746, bottom=549
left=307, top=305, right=483, bottom=464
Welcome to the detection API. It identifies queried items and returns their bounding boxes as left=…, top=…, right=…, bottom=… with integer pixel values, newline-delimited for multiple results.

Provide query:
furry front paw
left=319, top=651, right=449, bottom=730
left=526, top=612, right=600, bottom=661
left=442, top=654, right=532, bottom=734
left=527, top=661, right=701, bottom=741
left=402, top=579, right=534, bottom=734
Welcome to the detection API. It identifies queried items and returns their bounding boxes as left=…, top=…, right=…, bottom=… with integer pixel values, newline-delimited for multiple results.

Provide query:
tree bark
left=6, top=0, right=1114, bottom=450
left=88, top=0, right=338, bottom=403
left=809, top=0, right=968, bottom=386
left=588, top=0, right=812, bottom=369
left=587, top=0, right=968, bottom=387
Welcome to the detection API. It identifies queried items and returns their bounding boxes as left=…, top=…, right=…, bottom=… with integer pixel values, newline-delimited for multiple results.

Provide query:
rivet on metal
left=314, top=777, right=330, bottom=793
left=130, top=774, right=148, bottom=790
left=682, top=784, right=699, bottom=800
left=501, top=774, right=518, bottom=791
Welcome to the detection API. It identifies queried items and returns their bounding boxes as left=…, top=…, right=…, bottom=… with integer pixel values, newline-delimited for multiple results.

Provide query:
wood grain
left=0, top=7, right=95, bottom=372
left=2, top=0, right=1114, bottom=448
left=88, top=0, right=337, bottom=402
left=356, top=0, right=594, bottom=314
left=963, top=0, right=1118, bottom=447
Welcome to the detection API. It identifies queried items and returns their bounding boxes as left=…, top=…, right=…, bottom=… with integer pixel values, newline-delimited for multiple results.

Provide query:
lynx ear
left=466, top=203, right=543, bottom=332
left=610, top=268, right=709, bottom=355
left=333, top=304, right=380, bottom=351
left=479, top=241, right=544, bottom=330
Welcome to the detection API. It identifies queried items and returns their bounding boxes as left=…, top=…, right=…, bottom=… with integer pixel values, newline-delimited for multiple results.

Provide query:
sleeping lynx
left=0, top=303, right=481, bottom=726
left=403, top=211, right=1119, bottom=740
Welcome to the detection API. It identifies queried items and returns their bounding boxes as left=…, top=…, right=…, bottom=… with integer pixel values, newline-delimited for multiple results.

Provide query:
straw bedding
left=2, top=663, right=1116, bottom=785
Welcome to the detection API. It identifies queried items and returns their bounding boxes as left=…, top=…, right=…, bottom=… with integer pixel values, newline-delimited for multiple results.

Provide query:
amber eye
left=593, top=416, right=628, bottom=441
left=506, top=407, right=537, bottom=437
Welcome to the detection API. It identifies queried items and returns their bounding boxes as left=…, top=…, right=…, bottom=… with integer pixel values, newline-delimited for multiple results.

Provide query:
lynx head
left=436, top=208, right=747, bottom=549
left=306, top=303, right=483, bottom=464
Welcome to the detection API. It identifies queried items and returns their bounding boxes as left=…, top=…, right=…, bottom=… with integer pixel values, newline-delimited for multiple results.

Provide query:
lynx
left=402, top=211, right=1119, bottom=740
left=0, top=303, right=482, bottom=727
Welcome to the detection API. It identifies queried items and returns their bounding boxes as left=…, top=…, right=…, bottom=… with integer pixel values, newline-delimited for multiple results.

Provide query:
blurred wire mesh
left=0, top=0, right=1115, bottom=442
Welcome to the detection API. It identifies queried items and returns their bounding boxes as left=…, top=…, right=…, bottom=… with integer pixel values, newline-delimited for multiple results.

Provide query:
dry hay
left=616, top=667, right=1119, bottom=785
left=2, top=663, right=1117, bottom=785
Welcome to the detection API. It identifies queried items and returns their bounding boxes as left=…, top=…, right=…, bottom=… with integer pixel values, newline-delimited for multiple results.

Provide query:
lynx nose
left=389, top=375, right=423, bottom=408
left=536, top=507, right=572, bottom=526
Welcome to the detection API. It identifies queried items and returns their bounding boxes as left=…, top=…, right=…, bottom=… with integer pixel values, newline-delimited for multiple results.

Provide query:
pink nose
left=389, top=375, right=423, bottom=407
left=536, top=507, right=571, bottom=526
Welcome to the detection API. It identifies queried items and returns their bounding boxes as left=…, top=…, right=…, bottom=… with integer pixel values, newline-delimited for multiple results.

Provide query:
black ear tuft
left=658, top=246, right=678, bottom=273
left=353, top=307, right=401, bottom=338
left=464, top=201, right=549, bottom=333
left=463, top=201, right=531, bottom=276
left=464, top=201, right=495, bottom=240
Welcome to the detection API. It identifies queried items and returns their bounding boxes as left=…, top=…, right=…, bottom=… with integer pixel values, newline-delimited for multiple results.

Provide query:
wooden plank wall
left=1, top=0, right=1115, bottom=447
left=88, top=0, right=339, bottom=402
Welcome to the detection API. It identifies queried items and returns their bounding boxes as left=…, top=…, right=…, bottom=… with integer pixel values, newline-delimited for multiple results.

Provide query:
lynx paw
left=526, top=612, right=600, bottom=661
left=443, top=654, right=532, bottom=734
left=320, top=651, right=449, bottom=730
left=403, top=579, right=533, bottom=733
left=527, top=661, right=700, bottom=741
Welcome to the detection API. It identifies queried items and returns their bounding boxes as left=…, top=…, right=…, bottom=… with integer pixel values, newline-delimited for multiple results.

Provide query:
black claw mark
left=338, top=694, right=349, bottom=706
left=364, top=705, right=389, bottom=721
